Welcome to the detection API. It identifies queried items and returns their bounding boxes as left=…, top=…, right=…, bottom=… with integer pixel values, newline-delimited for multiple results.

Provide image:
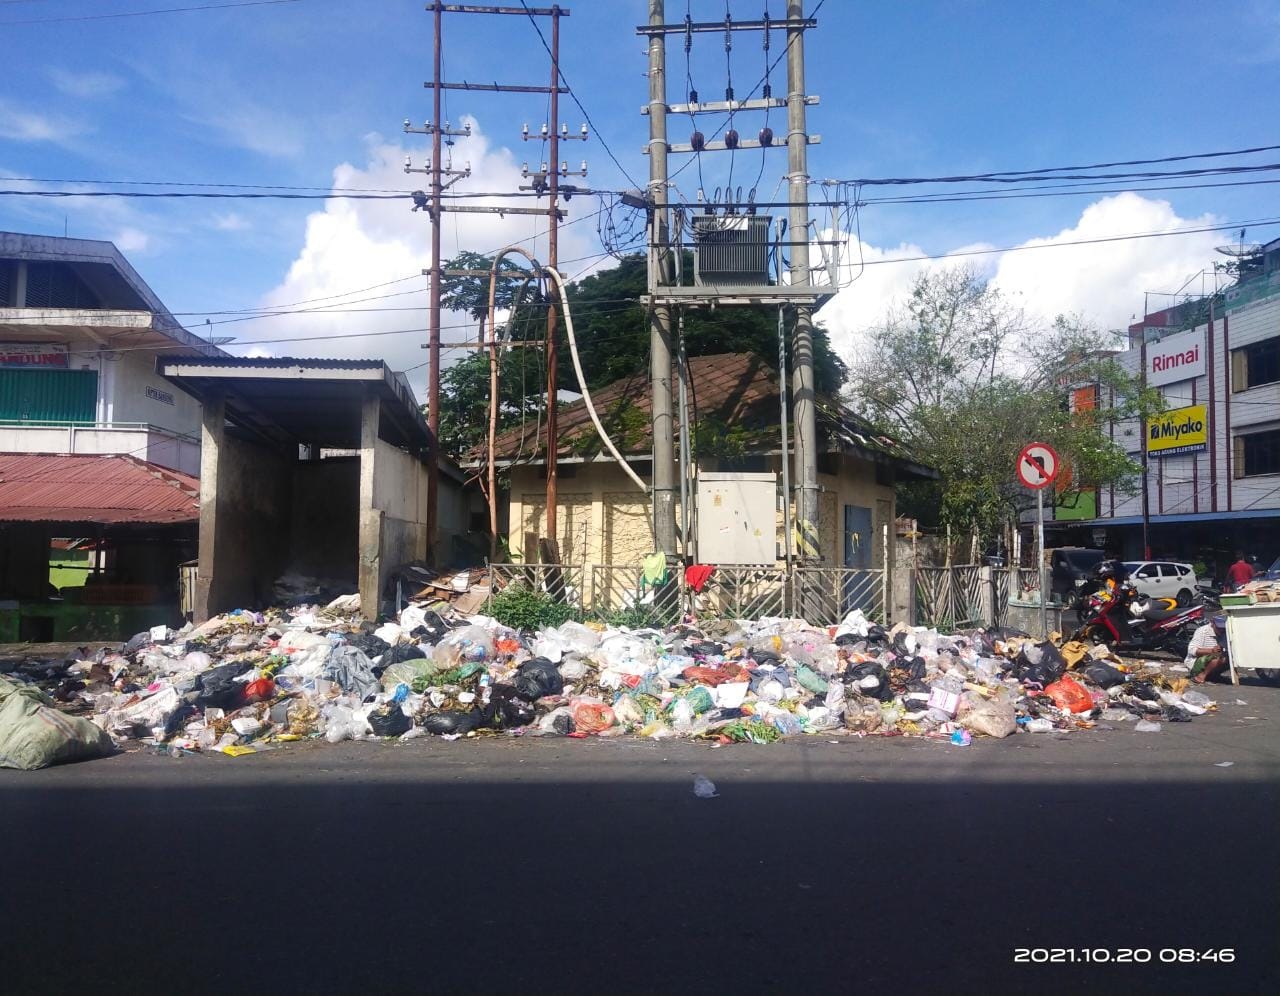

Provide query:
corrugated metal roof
left=167, top=356, right=387, bottom=370
left=0, top=453, right=199, bottom=524
left=483, top=352, right=934, bottom=475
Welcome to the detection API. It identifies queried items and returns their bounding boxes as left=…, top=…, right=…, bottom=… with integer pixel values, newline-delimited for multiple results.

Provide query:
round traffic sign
left=1017, top=441, right=1059, bottom=490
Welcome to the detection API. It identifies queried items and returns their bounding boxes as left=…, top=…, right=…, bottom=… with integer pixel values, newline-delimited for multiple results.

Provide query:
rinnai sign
left=0, top=343, right=69, bottom=368
left=1147, top=403, right=1208, bottom=457
left=1146, top=328, right=1205, bottom=387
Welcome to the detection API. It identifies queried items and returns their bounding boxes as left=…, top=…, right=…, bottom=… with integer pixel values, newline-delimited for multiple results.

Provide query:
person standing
left=1226, top=551, right=1256, bottom=592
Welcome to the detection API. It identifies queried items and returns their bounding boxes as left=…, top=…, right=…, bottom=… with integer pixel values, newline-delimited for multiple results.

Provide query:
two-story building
left=0, top=232, right=223, bottom=639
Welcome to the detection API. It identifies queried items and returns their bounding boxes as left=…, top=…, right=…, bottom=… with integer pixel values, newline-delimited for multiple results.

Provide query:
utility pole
left=647, top=0, right=678, bottom=557
left=408, top=3, right=572, bottom=560
left=637, top=3, right=825, bottom=568
left=787, top=0, right=819, bottom=564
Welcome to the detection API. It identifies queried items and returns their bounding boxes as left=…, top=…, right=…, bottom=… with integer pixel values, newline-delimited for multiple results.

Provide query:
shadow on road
left=3, top=765, right=1277, bottom=994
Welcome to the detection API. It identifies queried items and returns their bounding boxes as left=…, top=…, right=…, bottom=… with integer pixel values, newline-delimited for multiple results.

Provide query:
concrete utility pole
left=427, top=0, right=444, bottom=548
left=545, top=8, right=563, bottom=542
left=786, top=0, right=819, bottom=563
left=647, top=0, right=678, bottom=557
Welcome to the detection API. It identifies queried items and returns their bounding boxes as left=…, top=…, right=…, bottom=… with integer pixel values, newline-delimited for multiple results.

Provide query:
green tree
left=849, top=266, right=1162, bottom=538
left=559, top=252, right=847, bottom=393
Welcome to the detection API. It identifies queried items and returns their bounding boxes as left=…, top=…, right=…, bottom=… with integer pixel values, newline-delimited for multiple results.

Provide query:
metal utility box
left=692, top=215, right=772, bottom=286
left=696, top=472, right=777, bottom=565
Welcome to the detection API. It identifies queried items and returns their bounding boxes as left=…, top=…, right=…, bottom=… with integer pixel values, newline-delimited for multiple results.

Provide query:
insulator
left=690, top=130, right=706, bottom=152
left=759, top=126, right=774, bottom=147
left=724, top=129, right=739, bottom=150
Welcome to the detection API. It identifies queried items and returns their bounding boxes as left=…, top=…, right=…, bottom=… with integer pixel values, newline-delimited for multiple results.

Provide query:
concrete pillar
left=194, top=392, right=225, bottom=622
left=358, top=393, right=382, bottom=619
left=14, top=261, right=27, bottom=308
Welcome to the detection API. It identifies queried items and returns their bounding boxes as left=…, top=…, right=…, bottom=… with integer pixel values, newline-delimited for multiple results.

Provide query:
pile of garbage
left=0, top=597, right=1220, bottom=768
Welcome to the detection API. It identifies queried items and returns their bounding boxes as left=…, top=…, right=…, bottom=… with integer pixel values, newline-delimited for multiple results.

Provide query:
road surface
left=3, top=681, right=1278, bottom=994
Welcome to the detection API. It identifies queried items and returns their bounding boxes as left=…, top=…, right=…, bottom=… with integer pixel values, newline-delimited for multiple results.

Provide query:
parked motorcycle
left=1072, top=580, right=1203, bottom=657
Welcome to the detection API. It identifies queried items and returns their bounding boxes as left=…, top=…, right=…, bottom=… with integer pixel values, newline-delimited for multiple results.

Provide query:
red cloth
left=1227, top=560, right=1255, bottom=589
left=685, top=564, right=715, bottom=592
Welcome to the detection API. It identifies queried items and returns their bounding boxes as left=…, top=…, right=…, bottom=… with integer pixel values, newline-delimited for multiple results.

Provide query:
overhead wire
left=0, top=0, right=301, bottom=25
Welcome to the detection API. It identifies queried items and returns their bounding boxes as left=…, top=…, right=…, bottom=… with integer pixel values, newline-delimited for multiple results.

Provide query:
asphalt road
left=3, top=681, right=1279, bottom=995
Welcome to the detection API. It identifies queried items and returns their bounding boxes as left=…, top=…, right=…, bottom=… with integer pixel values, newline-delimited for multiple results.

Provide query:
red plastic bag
left=682, top=663, right=746, bottom=687
left=572, top=702, right=615, bottom=734
left=242, top=678, right=276, bottom=704
left=1044, top=677, right=1093, bottom=714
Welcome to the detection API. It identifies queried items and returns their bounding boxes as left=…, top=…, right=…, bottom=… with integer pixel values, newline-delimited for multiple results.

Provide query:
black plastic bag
left=847, top=662, right=894, bottom=702
left=196, top=662, right=254, bottom=709
left=552, top=711, right=576, bottom=735
left=689, top=641, right=722, bottom=657
left=481, top=684, right=537, bottom=729
left=1164, top=705, right=1193, bottom=723
left=368, top=704, right=412, bottom=737
left=382, top=642, right=426, bottom=666
left=834, top=633, right=861, bottom=648
left=513, top=656, right=564, bottom=701
left=1083, top=661, right=1124, bottom=688
left=345, top=632, right=391, bottom=658
left=123, top=631, right=153, bottom=655
left=422, top=710, right=480, bottom=735
left=1017, top=641, right=1067, bottom=686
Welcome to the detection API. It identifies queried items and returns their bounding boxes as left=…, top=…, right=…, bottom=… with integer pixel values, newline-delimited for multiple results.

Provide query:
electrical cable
left=546, top=264, right=646, bottom=491
left=0, top=0, right=301, bottom=26
left=518, top=1, right=642, bottom=190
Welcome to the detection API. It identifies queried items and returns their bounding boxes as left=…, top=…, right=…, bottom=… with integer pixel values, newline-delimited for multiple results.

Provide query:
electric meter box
left=696, top=471, right=778, bottom=565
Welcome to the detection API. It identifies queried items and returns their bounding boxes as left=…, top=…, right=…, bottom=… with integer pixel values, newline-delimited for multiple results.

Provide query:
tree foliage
left=436, top=251, right=849, bottom=459
left=848, top=266, right=1163, bottom=538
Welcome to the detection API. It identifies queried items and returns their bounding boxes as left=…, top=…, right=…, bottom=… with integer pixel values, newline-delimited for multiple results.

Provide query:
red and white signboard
left=0, top=343, right=69, bottom=369
left=1017, top=442, right=1059, bottom=490
left=1146, top=327, right=1205, bottom=387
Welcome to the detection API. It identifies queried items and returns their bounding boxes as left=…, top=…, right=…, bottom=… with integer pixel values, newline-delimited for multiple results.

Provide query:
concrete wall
left=506, top=452, right=896, bottom=570
left=0, top=424, right=199, bottom=476
left=195, top=395, right=291, bottom=620
left=358, top=396, right=430, bottom=617
left=288, top=457, right=359, bottom=580
left=108, top=347, right=202, bottom=438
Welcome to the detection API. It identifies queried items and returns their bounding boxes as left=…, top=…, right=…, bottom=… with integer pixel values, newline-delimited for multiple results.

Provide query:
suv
left=1049, top=547, right=1106, bottom=601
left=1122, top=561, right=1199, bottom=604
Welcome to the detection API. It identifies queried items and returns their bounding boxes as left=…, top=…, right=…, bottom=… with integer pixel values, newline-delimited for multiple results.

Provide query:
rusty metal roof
left=0, top=453, right=199, bottom=525
left=482, top=352, right=936, bottom=478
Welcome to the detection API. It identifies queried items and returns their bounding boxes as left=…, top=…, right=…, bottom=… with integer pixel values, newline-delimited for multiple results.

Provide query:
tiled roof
left=482, top=351, right=933, bottom=474
left=0, top=453, right=199, bottom=524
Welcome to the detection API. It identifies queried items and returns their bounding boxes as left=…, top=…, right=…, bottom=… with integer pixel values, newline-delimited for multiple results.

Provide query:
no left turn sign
left=1017, top=442, right=1059, bottom=490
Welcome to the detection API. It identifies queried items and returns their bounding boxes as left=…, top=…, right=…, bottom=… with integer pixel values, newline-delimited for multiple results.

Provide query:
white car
left=1122, top=561, right=1199, bottom=605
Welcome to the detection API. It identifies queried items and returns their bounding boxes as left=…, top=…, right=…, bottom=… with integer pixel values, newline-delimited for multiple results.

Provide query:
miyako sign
left=1147, top=403, right=1208, bottom=457
left=1146, top=327, right=1205, bottom=387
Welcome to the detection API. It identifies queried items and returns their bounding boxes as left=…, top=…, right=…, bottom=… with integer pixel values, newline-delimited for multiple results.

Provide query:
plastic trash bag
left=322, top=645, right=380, bottom=701
left=959, top=698, right=1017, bottom=738
left=572, top=701, right=615, bottom=733
left=368, top=704, right=412, bottom=737
left=1018, top=641, right=1066, bottom=686
left=0, top=676, right=115, bottom=769
left=513, top=656, right=565, bottom=701
left=421, top=710, right=481, bottom=736
left=482, top=685, right=537, bottom=729
left=1044, top=677, right=1093, bottom=714
left=611, top=693, right=644, bottom=725
left=1083, top=662, right=1124, bottom=689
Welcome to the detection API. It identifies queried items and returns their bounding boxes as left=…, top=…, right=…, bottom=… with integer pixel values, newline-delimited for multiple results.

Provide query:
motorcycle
left=1071, top=580, right=1205, bottom=656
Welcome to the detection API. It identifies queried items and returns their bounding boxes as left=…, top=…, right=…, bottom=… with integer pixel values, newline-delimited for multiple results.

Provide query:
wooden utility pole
left=408, top=3, right=572, bottom=561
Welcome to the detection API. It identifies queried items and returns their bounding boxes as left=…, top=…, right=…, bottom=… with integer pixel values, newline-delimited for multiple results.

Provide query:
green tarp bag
left=0, top=676, right=115, bottom=770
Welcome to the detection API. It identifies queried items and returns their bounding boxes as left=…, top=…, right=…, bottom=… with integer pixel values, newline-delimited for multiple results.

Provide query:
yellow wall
left=506, top=454, right=896, bottom=571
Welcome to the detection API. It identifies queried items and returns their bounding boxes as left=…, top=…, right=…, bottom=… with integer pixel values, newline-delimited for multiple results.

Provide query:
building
left=1, top=231, right=224, bottom=475
left=1051, top=236, right=1280, bottom=576
left=482, top=352, right=936, bottom=572
left=0, top=233, right=223, bottom=638
left=158, top=356, right=478, bottom=620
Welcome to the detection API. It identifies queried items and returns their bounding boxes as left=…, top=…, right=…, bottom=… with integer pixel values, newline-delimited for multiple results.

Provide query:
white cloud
left=0, top=97, right=88, bottom=143
left=113, top=227, right=151, bottom=253
left=213, top=212, right=251, bottom=232
left=245, top=118, right=595, bottom=387
left=47, top=68, right=126, bottom=99
left=243, top=346, right=275, bottom=359
left=192, top=102, right=306, bottom=159
left=818, top=193, right=1226, bottom=360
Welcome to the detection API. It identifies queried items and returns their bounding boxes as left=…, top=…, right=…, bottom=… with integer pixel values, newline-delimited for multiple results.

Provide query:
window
left=1232, top=336, right=1280, bottom=392
left=1135, top=564, right=1158, bottom=579
left=1235, top=427, right=1280, bottom=477
left=1159, top=564, right=1178, bottom=578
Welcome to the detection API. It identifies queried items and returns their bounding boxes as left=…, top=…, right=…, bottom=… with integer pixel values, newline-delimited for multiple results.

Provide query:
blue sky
left=2, top=0, right=1279, bottom=395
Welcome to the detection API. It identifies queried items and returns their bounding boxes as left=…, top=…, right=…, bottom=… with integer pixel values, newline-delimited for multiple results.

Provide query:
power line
left=518, top=0, right=642, bottom=191
left=837, top=141, right=1280, bottom=186
left=837, top=160, right=1280, bottom=188
left=860, top=175, right=1280, bottom=207
left=0, top=0, right=301, bottom=25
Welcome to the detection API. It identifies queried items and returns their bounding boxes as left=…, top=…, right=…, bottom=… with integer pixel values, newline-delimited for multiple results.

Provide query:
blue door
left=842, top=504, right=873, bottom=614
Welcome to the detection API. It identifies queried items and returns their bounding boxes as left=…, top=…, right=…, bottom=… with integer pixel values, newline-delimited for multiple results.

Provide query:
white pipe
left=544, top=265, right=647, bottom=492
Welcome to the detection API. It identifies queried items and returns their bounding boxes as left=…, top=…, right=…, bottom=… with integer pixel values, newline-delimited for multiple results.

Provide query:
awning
left=0, top=453, right=198, bottom=525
